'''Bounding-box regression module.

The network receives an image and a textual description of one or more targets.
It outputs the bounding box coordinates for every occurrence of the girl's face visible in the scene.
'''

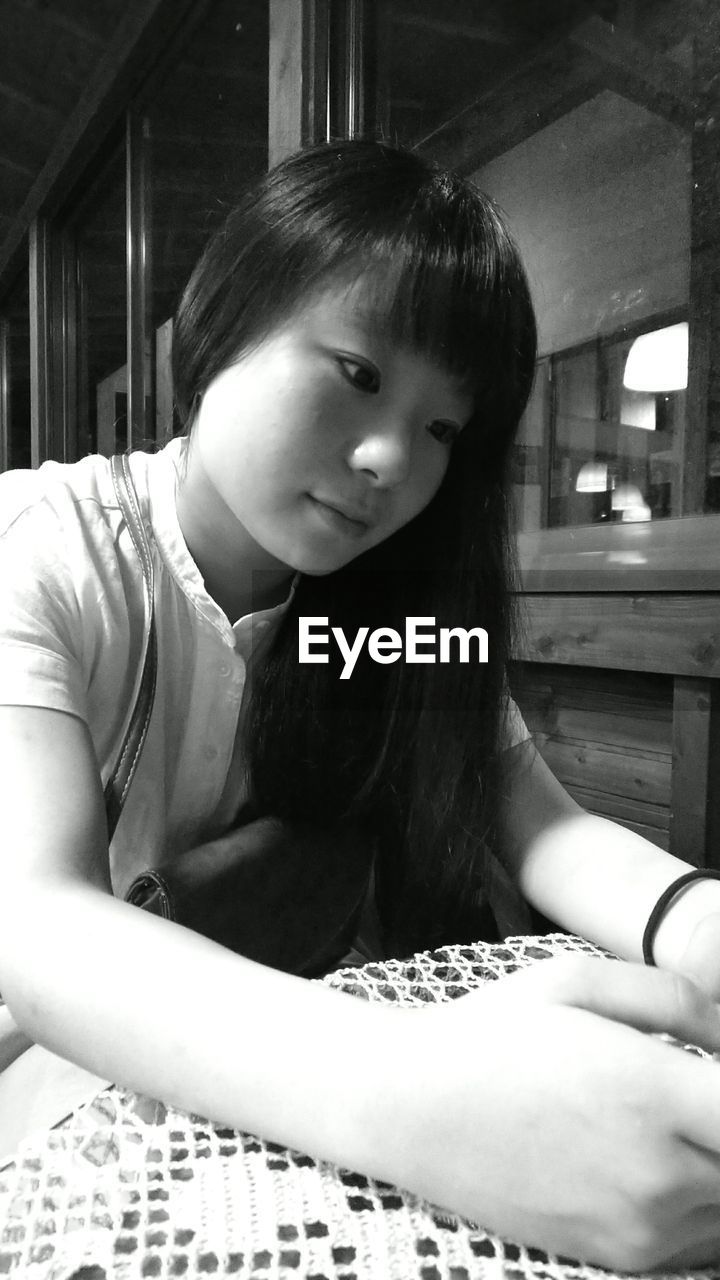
[185,278,475,577]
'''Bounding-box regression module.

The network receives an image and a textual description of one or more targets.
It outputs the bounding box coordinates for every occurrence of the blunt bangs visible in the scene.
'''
[273,153,536,406]
[173,140,537,431]
[328,238,511,399]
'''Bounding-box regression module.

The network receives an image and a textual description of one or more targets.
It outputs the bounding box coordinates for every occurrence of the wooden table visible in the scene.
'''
[0,933,714,1280]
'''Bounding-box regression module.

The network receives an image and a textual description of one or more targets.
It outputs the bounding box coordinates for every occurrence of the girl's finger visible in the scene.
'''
[673,912,720,999]
[664,1138,720,1212]
[496,954,720,1053]
[671,1060,720,1155]
[590,1144,720,1271]
[658,1200,720,1271]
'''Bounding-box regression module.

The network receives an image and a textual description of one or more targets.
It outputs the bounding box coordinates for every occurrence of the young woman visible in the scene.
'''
[1,139,720,1270]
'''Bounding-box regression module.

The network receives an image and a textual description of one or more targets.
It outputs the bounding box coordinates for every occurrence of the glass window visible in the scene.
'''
[1,264,31,470]
[374,0,711,530]
[29,2,268,464]
[62,141,128,458]
[142,0,269,443]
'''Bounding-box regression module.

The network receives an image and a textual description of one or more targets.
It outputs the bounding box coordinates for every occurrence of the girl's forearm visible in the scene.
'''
[517,810,720,968]
[0,881,394,1174]
[0,1003,33,1072]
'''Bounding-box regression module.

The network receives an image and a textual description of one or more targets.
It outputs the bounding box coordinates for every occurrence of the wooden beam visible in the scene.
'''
[515,594,720,677]
[5,0,105,48]
[418,36,604,173]
[28,217,79,465]
[0,0,203,298]
[269,0,305,166]
[60,225,79,464]
[7,0,123,44]
[28,219,51,468]
[0,9,100,120]
[569,16,692,128]
[669,677,720,866]
[0,155,35,180]
[418,14,691,175]
[388,11,513,46]
[0,81,65,122]
[342,0,371,140]
[269,0,330,168]
[126,110,149,450]
[679,263,711,516]
[681,0,720,516]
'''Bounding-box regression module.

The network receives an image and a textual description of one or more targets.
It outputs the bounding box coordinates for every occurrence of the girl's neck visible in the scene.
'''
[199,560,293,625]
[175,449,294,624]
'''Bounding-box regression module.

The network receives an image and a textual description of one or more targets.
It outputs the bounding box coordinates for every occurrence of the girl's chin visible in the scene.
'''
[251,520,374,574]
[285,554,358,576]
[280,543,366,575]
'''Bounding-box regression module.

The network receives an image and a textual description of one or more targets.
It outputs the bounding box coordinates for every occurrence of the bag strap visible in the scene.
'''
[104,454,158,841]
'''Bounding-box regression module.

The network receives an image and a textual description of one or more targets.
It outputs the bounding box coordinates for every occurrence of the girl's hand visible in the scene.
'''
[364,955,720,1272]
[674,911,720,999]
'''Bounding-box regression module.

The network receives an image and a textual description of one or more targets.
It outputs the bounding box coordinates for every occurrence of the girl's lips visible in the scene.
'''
[308,495,371,537]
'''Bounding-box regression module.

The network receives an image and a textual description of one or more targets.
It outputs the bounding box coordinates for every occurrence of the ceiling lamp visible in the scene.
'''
[623,322,688,392]
[575,460,610,493]
[621,501,652,523]
[611,483,644,511]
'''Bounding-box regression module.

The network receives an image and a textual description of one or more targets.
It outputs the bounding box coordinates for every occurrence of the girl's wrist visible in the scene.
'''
[333,1003,430,1189]
[650,876,720,971]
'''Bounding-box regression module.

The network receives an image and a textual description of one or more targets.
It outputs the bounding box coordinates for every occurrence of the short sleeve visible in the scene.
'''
[500,691,532,751]
[0,496,87,720]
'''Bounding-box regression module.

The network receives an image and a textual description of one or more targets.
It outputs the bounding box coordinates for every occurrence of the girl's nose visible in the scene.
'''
[347,426,412,488]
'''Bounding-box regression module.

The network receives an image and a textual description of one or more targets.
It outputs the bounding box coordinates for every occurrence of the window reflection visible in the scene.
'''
[143,0,269,444]
[62,142,128,458]
[1,266,31,470]
[374,0,713,530]
[548,321,686,526]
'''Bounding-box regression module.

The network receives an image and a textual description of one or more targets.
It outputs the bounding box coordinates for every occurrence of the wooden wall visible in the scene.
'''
[511,662,672,850]
[510,591,720,868]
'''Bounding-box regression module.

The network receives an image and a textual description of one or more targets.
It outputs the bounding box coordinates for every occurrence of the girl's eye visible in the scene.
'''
[428,419,461,445]
[337,357,380,394]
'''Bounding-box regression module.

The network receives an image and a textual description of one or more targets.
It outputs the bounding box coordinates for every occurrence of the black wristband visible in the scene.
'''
[642,869,720,965]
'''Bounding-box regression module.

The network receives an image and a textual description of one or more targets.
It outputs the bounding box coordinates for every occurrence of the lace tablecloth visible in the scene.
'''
[0,932,715,1280]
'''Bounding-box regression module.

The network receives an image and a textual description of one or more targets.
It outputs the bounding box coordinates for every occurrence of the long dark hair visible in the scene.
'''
[173,139,537,957]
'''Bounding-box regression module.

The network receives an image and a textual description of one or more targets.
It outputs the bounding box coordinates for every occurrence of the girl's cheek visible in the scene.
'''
[419,456,451,508]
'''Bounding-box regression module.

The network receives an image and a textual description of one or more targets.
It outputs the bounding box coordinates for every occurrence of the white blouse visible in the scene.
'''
[0,437,530,897]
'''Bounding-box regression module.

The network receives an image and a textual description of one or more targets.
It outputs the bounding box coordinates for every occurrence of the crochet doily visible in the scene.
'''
[0,933,715,1280]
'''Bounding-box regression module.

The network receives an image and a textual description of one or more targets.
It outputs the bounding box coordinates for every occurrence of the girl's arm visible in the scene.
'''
[499,737,720,975]
[0,1005,32,1072]
[0,704,391,1166]
[7,705,720,1268]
